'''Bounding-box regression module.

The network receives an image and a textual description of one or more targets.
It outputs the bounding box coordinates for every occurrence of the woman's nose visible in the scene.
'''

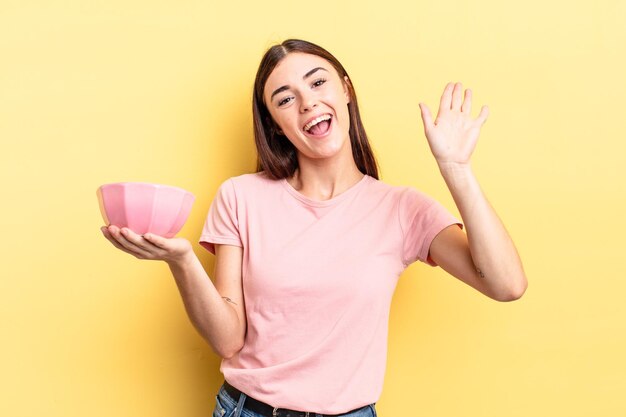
[299,93,318,113]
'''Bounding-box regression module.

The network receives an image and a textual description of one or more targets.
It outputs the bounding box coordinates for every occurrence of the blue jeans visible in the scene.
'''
[213,383,378,417]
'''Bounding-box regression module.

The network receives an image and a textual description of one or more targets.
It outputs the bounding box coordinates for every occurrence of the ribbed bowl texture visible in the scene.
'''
[97,182,195,238]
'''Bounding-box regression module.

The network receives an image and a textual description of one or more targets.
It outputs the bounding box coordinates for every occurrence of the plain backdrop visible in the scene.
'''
[1,1,625,416]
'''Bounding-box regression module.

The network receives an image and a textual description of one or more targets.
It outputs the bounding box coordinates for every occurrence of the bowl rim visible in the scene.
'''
[97,182,195,197]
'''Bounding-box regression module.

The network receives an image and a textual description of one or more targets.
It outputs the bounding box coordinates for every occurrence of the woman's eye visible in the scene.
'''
[312,78,327,88]
[278,97,292,106]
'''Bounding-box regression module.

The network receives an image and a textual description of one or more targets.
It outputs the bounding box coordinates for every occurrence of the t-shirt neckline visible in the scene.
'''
[281,174,371,207]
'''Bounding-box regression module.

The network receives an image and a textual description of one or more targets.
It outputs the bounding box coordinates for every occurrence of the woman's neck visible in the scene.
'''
[286,163,365,201]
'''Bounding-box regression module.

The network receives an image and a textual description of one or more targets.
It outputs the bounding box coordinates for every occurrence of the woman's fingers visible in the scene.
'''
[101,226,124,251]
[99,226,189,265]
[418,103,434,129]
[451,82,463,110]
[103,226,155,259]
[476,105,489,125]
[438,82,470,114]
[118,227,163,257]
[143,233,168,249]
[438,82,454,113]
[101,226,143,257]
[461,88,472,114]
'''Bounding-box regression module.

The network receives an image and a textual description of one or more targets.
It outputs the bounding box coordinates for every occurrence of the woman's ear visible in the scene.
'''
[343,76,352,104]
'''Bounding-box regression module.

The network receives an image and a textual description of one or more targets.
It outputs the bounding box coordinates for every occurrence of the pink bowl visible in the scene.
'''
[97,182,195,238]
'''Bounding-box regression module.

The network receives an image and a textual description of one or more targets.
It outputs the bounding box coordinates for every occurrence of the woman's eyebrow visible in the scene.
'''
[270,67,329,100]
[303,66,328,79]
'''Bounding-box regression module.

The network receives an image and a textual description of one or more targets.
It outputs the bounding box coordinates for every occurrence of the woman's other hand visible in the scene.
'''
[418,82,489,167]
[100,225,193,266]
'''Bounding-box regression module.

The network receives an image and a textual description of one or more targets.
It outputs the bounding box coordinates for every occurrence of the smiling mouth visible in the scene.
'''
[303,114,332,136]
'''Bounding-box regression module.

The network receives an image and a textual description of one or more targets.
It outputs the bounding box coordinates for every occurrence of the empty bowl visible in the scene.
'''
[97,182,195,238]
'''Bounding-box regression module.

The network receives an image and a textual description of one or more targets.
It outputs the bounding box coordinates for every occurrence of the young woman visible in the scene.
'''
[101,39,527,417]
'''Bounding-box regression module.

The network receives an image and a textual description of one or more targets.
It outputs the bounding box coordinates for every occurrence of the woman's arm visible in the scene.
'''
[418,82,527,301]
[101,226,246,357]
[429,164,527,301]
[167,244,246,357]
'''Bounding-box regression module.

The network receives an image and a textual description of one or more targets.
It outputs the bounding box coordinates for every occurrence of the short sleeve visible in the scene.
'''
[198,179,243,254]
[399,187,463,267]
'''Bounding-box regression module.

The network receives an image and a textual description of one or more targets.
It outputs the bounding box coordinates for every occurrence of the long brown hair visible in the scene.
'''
[252,39,379,180]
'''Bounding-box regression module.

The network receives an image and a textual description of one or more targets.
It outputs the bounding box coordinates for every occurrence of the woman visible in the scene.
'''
[101,39,527,417]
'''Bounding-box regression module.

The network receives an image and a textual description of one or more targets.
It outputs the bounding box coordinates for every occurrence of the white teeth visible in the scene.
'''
[304,114,332,132]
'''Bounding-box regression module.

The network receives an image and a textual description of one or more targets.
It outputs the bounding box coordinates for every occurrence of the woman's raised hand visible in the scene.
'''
[101,225,193,266]
[418,82,489,167]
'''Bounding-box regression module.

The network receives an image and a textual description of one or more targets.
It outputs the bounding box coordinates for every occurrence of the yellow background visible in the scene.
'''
[2,1,624,416]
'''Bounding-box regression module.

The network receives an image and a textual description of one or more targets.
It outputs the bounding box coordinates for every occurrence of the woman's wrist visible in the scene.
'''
[166,249,196,270]
[437,160,474,187]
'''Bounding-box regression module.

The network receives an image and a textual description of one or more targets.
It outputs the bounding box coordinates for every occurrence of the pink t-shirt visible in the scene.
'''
[199,172,462,414]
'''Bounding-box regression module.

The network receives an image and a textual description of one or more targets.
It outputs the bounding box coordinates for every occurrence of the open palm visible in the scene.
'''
[101,225,192,265]
[419,82,489,166]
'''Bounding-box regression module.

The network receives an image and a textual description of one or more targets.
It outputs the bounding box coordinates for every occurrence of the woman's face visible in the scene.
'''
[263,53,352,162]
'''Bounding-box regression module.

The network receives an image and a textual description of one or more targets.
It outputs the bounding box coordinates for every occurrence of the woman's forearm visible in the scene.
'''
[438,161,527,300]
[166,252,242,358]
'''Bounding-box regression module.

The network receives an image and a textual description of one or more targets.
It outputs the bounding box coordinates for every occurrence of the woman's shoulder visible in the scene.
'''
[366,177,439,208]
[220,171,283,196]
[366,176,415,196]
